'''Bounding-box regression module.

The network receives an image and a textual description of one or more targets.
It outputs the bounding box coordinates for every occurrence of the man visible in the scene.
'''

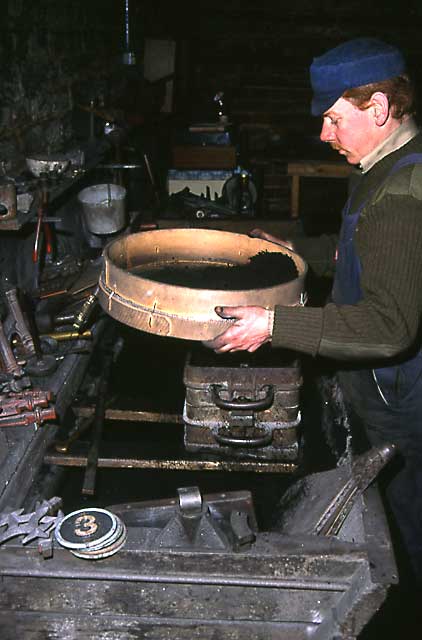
[206,38,422,585]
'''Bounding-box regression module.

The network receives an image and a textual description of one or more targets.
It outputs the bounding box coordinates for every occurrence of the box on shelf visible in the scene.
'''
[167,169,232,199]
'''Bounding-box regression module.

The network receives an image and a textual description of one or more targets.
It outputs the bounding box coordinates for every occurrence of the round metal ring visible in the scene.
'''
[55,507,119,550]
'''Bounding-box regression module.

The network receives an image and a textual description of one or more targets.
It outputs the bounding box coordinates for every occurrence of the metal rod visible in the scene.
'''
[54,416,94,453]
[89,99,95,140]
[81,348,114,496]
[98,164,142,170]
[44,451,297,474]
[74,406,183,424]
[40,330,92,342]
[124,0,131,51]
[0,560,349,592]
[143,153,161,206]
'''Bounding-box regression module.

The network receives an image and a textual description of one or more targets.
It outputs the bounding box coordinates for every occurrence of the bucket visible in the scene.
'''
[78,183,126,235]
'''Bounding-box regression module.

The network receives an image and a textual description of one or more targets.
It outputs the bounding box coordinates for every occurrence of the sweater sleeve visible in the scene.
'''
[272,304,324,356]
[272,194,422,361]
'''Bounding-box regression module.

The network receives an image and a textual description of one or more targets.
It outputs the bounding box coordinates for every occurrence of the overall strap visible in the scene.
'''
[334,151,422,406]
[333,151,422,306]
[341,151,422,220]
[387,152,422,173]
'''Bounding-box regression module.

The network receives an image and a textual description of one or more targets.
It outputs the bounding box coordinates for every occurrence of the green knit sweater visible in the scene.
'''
[272,132,422,361]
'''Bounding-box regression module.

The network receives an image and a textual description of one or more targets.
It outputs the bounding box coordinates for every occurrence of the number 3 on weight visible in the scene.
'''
[74,514,99,537]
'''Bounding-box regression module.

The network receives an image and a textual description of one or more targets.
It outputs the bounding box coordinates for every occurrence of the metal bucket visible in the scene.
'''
[78,183,126,235]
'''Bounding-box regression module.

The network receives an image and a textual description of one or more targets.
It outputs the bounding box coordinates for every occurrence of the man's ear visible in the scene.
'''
[370,92,390,126]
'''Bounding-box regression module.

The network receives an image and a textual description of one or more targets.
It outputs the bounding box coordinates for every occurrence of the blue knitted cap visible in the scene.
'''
[310,38,406,116]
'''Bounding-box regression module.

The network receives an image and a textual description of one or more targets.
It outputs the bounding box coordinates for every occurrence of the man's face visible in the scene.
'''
[320,97,379,165]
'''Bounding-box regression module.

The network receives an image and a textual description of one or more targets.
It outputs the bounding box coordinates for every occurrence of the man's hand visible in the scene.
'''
[204,305,274,353]
[249,228,295,252]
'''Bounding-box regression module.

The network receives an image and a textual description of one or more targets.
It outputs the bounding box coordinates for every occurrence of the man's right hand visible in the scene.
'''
[203,305,273,353]
[249,228,295,252]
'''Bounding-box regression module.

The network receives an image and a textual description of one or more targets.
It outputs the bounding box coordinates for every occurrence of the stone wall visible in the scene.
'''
[0,0,124,173]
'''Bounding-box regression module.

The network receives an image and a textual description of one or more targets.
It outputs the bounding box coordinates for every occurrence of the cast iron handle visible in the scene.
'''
[211,384,274,411]
[214,426,272,448]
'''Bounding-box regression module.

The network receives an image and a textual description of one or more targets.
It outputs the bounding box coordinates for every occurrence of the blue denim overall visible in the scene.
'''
[333,153,422,583]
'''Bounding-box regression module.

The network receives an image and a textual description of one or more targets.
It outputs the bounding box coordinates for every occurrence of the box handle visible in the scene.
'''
[214,426,272,448]
[211,384,274,411]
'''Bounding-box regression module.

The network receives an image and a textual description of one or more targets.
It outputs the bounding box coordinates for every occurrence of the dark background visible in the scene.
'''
[2,1,422,636]
[1,0,422,218]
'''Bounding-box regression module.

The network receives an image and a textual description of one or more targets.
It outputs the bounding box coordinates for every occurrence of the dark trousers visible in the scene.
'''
[338,367,422,585]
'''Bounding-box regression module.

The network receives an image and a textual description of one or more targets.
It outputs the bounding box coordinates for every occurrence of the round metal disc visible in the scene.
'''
[69,518,125,553]
[70,523,127,560]
[55,508,118,550]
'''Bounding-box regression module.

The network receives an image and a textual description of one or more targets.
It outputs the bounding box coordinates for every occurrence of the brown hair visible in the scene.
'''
[343,75,415,119]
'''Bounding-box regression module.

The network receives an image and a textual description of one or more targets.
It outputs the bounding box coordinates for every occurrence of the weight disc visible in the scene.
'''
[71,523,127,560]
[55,508,119,550]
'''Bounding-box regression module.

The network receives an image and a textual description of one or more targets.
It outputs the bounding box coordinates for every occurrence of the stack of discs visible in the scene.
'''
[55,507,127,560]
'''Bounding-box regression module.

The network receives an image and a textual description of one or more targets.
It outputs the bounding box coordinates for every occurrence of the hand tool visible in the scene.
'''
[0,317,24,377]
[0,497,63,546]
[3,287,36,358]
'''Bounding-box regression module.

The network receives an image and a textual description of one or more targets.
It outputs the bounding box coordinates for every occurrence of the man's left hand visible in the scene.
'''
[203,305,273,353]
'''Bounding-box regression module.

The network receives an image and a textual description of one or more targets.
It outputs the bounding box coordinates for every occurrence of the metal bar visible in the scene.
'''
[0,558,349,591]
[44,451,297,473]
[40,330,92,342]
[143,153,161,206]
[54,415,95,453]
[74,406,183,424]
[124,0,131,51]
[81,348,114,496]
[97,164,142,170]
